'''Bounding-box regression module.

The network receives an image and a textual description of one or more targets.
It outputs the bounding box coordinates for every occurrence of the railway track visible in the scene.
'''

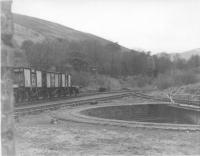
[15,89,134,107]
[132,92,200,107]
[15,90,200,117]
[15,90,134,116]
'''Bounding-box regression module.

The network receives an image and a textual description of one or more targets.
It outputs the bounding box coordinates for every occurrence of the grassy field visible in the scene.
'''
[15,97,200,156]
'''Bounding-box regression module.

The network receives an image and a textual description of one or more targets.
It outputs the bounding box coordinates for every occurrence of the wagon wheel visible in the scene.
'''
[69,88,72,96]
[58,89,61,98]
[24,91,30,102]
[14,91,19,103]
[36,88,40,100]
[30,89,34,101]
[47,91,51,99]
[19,89,24,103]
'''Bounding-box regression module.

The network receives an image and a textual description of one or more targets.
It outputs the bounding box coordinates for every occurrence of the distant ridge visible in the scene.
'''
[179,48,200,59]
[168,48,200,60]
[156,48,200,60]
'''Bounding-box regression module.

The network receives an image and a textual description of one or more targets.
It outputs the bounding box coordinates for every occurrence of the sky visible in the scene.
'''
[12,0,200,54]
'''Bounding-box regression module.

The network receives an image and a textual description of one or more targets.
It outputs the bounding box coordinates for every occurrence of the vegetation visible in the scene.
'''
[14,13,200,90]
[21,40,153,75]
[21,39,200,90]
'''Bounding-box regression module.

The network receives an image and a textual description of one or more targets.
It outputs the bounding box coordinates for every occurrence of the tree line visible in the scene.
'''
[21,39,200,79]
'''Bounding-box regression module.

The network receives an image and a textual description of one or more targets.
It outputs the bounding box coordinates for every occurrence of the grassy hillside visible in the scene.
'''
[13,13,138,78]
[12,13,200,90]
[13,13,128,51]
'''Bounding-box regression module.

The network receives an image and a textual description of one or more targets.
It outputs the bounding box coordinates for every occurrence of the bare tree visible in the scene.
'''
[165,87,183,104]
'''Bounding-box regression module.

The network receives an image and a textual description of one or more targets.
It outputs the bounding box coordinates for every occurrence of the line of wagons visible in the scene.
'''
[13,67,79,104]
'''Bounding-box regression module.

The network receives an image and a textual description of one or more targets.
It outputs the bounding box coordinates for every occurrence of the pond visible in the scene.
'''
[81,104,200,125]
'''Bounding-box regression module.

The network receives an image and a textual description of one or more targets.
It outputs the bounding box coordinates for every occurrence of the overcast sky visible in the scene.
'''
[13,0,200,54]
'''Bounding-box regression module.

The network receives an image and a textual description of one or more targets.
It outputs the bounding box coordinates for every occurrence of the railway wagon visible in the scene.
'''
[13,67,79,104]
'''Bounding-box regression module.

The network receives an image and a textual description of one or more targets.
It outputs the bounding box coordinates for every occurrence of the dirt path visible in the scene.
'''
[15,97,200,156]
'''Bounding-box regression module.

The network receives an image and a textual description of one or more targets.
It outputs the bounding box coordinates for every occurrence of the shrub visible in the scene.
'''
[71,71,91,87]
[174,70,197,85]
[155,74,174,90]
[125,75,152,88]
[155,70,198,90]
[71,72,122,91]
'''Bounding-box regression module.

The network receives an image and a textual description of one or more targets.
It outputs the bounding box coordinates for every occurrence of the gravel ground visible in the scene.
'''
[15,97,200,156]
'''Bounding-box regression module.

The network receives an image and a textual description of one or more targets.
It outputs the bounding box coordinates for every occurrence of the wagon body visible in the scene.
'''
[13,67,78,104]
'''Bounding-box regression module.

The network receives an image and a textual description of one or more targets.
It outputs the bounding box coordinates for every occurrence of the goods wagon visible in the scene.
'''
[13,67,79,104]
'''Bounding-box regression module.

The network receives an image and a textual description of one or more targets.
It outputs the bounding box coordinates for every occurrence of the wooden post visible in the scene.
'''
[1,0,15,155]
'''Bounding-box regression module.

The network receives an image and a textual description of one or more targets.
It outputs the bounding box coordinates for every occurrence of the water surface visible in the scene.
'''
[82,104,200,125]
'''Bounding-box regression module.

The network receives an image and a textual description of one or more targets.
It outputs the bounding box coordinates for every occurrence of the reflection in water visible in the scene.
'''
[82,104,200,125]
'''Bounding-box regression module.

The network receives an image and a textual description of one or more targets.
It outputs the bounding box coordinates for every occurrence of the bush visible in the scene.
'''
[71,72,122,91]
[97,76,121,90]
[174,70,197,85]
[71,71,91,87]
[125,75,152,88]
[155,74,174,90]
[181,83,200,95]
[155,70,198,90]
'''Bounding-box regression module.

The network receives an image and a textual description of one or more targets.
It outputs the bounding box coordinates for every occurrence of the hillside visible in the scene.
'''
[12,13,200,86]
[179,48,200,59]
[169,48,200,60]
[13,13,128,51]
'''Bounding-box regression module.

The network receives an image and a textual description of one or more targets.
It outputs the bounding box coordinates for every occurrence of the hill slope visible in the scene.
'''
[13,13,127,50]
[179,48,200,59]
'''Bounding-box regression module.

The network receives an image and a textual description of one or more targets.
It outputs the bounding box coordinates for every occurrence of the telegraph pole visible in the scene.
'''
[1,0,16,155]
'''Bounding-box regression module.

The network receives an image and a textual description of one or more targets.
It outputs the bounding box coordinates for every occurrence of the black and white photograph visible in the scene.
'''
[1,0,200,155]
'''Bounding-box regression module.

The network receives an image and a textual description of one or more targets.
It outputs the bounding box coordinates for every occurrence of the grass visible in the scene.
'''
[15,97,200,155]
[13,14,116,46]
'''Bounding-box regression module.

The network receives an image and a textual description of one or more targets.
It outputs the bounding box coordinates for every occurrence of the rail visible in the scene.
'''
[15,89,135,106]
[132,92,200,106]
[15,90,200,117]
[15,91,134,116]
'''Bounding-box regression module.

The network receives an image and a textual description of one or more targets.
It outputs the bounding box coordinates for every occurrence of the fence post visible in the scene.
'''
[1,0,16,155]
